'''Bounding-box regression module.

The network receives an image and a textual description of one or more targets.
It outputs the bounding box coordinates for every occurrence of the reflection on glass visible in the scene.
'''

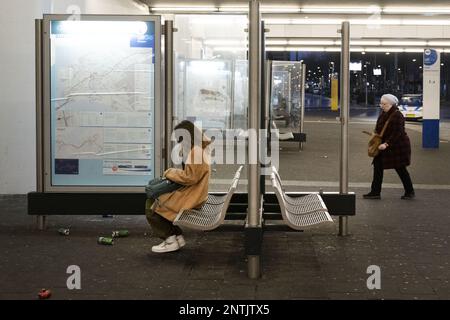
[233,60,248,130]
[185,60,232,129]
[271,61,303,130]
[174,15,248,130]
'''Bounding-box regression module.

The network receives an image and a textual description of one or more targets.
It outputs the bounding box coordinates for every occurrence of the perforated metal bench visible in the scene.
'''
[270,120,306,151]
[270,166,333,230]
[173,166,243,231]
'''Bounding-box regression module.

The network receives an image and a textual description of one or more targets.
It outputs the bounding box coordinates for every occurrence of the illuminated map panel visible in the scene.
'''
[49,19,157,186]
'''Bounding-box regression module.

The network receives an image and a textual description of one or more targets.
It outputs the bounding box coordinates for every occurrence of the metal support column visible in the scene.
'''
[265,60,272,139]
[35,19,46,230]
[300,63,306,150]
[260,21,266,196]
[247,0,262,279]
[164,21,175,170]
[230,60,236,129]
[339,22,350,236]
[264,59,272,174]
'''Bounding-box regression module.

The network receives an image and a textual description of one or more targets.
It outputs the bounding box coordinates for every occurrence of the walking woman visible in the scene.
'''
[145,120,211,253]
[363,94,415,200]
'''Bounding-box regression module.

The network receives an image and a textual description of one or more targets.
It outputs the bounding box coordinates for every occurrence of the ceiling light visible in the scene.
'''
[266,40,288,45]
[428,41,450,46]
[264,18,342,25]
[404,48,427,53]
[265,46,360,52]
[351,40,381,46]
[218,6,248,12]
[350,47,365,52]
[325,47,341,52]
[288,40,335,45]
[218,5,450,15]
[301,6,381,14]
[151,6,217,12]
[382,40,427,46]
[265,18,450,26]
[363,47,403,52]
[261,6,300,13]
[289,47,328,52]
[383,7,450,14]
[401,20,450,26]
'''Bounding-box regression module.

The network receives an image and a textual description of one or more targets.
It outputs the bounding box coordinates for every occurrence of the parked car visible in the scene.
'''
[399,94,423,120]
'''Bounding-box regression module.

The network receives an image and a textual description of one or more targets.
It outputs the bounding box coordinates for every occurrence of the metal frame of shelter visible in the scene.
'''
[28,2,355,280]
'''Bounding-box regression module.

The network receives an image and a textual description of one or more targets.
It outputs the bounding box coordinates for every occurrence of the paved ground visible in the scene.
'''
[1,112,450,300]
[1,187,449,300]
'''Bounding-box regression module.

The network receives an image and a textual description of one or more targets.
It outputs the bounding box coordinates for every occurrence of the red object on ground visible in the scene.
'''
[38,289,52,299]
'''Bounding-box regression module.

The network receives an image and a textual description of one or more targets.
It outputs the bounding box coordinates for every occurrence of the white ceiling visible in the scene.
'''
[142,0,450,6]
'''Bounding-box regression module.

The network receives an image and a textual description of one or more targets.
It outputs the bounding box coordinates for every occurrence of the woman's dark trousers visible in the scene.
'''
[145,199,182,240]
[371,156,414,195]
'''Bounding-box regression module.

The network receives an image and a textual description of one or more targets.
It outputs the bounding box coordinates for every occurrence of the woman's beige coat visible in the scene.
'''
[153,142,211,222]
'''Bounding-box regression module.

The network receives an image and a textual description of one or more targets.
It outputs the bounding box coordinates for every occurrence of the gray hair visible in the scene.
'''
[381,94,399,106]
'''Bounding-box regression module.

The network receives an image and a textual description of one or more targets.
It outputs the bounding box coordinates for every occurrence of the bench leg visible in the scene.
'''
[247,255,261,279]
[37,215,47,230]
[338,216,349,236]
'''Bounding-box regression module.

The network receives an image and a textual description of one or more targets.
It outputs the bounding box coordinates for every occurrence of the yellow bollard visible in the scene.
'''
[331,76,339,111]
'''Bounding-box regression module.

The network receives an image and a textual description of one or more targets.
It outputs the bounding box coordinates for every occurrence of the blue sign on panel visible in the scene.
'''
[424,49,438,66]
[130,34,155,63]
[130,34,154,48]
[55,159,79,175]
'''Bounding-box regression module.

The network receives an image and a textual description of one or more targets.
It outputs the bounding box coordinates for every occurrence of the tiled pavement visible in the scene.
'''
[1,187,449,300]
[1,120,450,300]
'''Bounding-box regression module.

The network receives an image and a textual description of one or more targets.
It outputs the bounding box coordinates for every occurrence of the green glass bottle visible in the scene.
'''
[112,230,129,238]
[97,237,114,245]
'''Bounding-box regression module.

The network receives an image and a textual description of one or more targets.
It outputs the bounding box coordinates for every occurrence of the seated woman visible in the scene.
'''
[145,120,211,253]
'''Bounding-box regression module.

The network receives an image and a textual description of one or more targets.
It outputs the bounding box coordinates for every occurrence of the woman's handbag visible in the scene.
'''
[145,177,183,200]
[362,111,397,157]
[363,131,383,157]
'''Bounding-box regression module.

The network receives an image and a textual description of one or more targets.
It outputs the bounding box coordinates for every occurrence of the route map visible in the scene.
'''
[50,20,156,182]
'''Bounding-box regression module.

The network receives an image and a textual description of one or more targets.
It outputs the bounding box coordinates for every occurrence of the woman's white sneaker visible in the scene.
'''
[176,235,186,248]
[151,235,180,253]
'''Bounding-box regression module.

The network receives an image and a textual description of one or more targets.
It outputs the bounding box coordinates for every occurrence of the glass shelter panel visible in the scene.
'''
[233,60,249,130]
[45,17,160,188]
[174,15,248,130]
[271,61,303,131]
[183,59,232,129]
